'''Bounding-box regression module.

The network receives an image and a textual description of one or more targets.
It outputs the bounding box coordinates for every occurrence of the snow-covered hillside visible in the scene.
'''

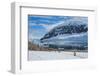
[41,18,87,40]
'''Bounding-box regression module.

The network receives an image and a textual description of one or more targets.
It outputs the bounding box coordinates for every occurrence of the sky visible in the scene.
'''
[28,15,88,40]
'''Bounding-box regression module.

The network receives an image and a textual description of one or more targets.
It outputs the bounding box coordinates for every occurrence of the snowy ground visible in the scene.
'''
[28,50,88,61]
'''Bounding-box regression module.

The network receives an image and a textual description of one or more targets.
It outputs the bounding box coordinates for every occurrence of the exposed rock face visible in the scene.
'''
[41,25,87,40]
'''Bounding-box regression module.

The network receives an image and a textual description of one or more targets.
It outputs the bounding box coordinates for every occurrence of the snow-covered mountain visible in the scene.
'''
[40,19,88,50]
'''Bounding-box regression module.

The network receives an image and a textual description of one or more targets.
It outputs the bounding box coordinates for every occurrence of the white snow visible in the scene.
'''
[28,50,88,61]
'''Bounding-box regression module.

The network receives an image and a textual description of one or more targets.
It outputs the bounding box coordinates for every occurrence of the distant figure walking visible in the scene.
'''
[74,51,76,56]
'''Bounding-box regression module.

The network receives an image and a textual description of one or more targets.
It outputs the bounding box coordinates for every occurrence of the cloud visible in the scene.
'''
[41,16,88,32]
[29,29,43,40]
[41,20,65,32]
